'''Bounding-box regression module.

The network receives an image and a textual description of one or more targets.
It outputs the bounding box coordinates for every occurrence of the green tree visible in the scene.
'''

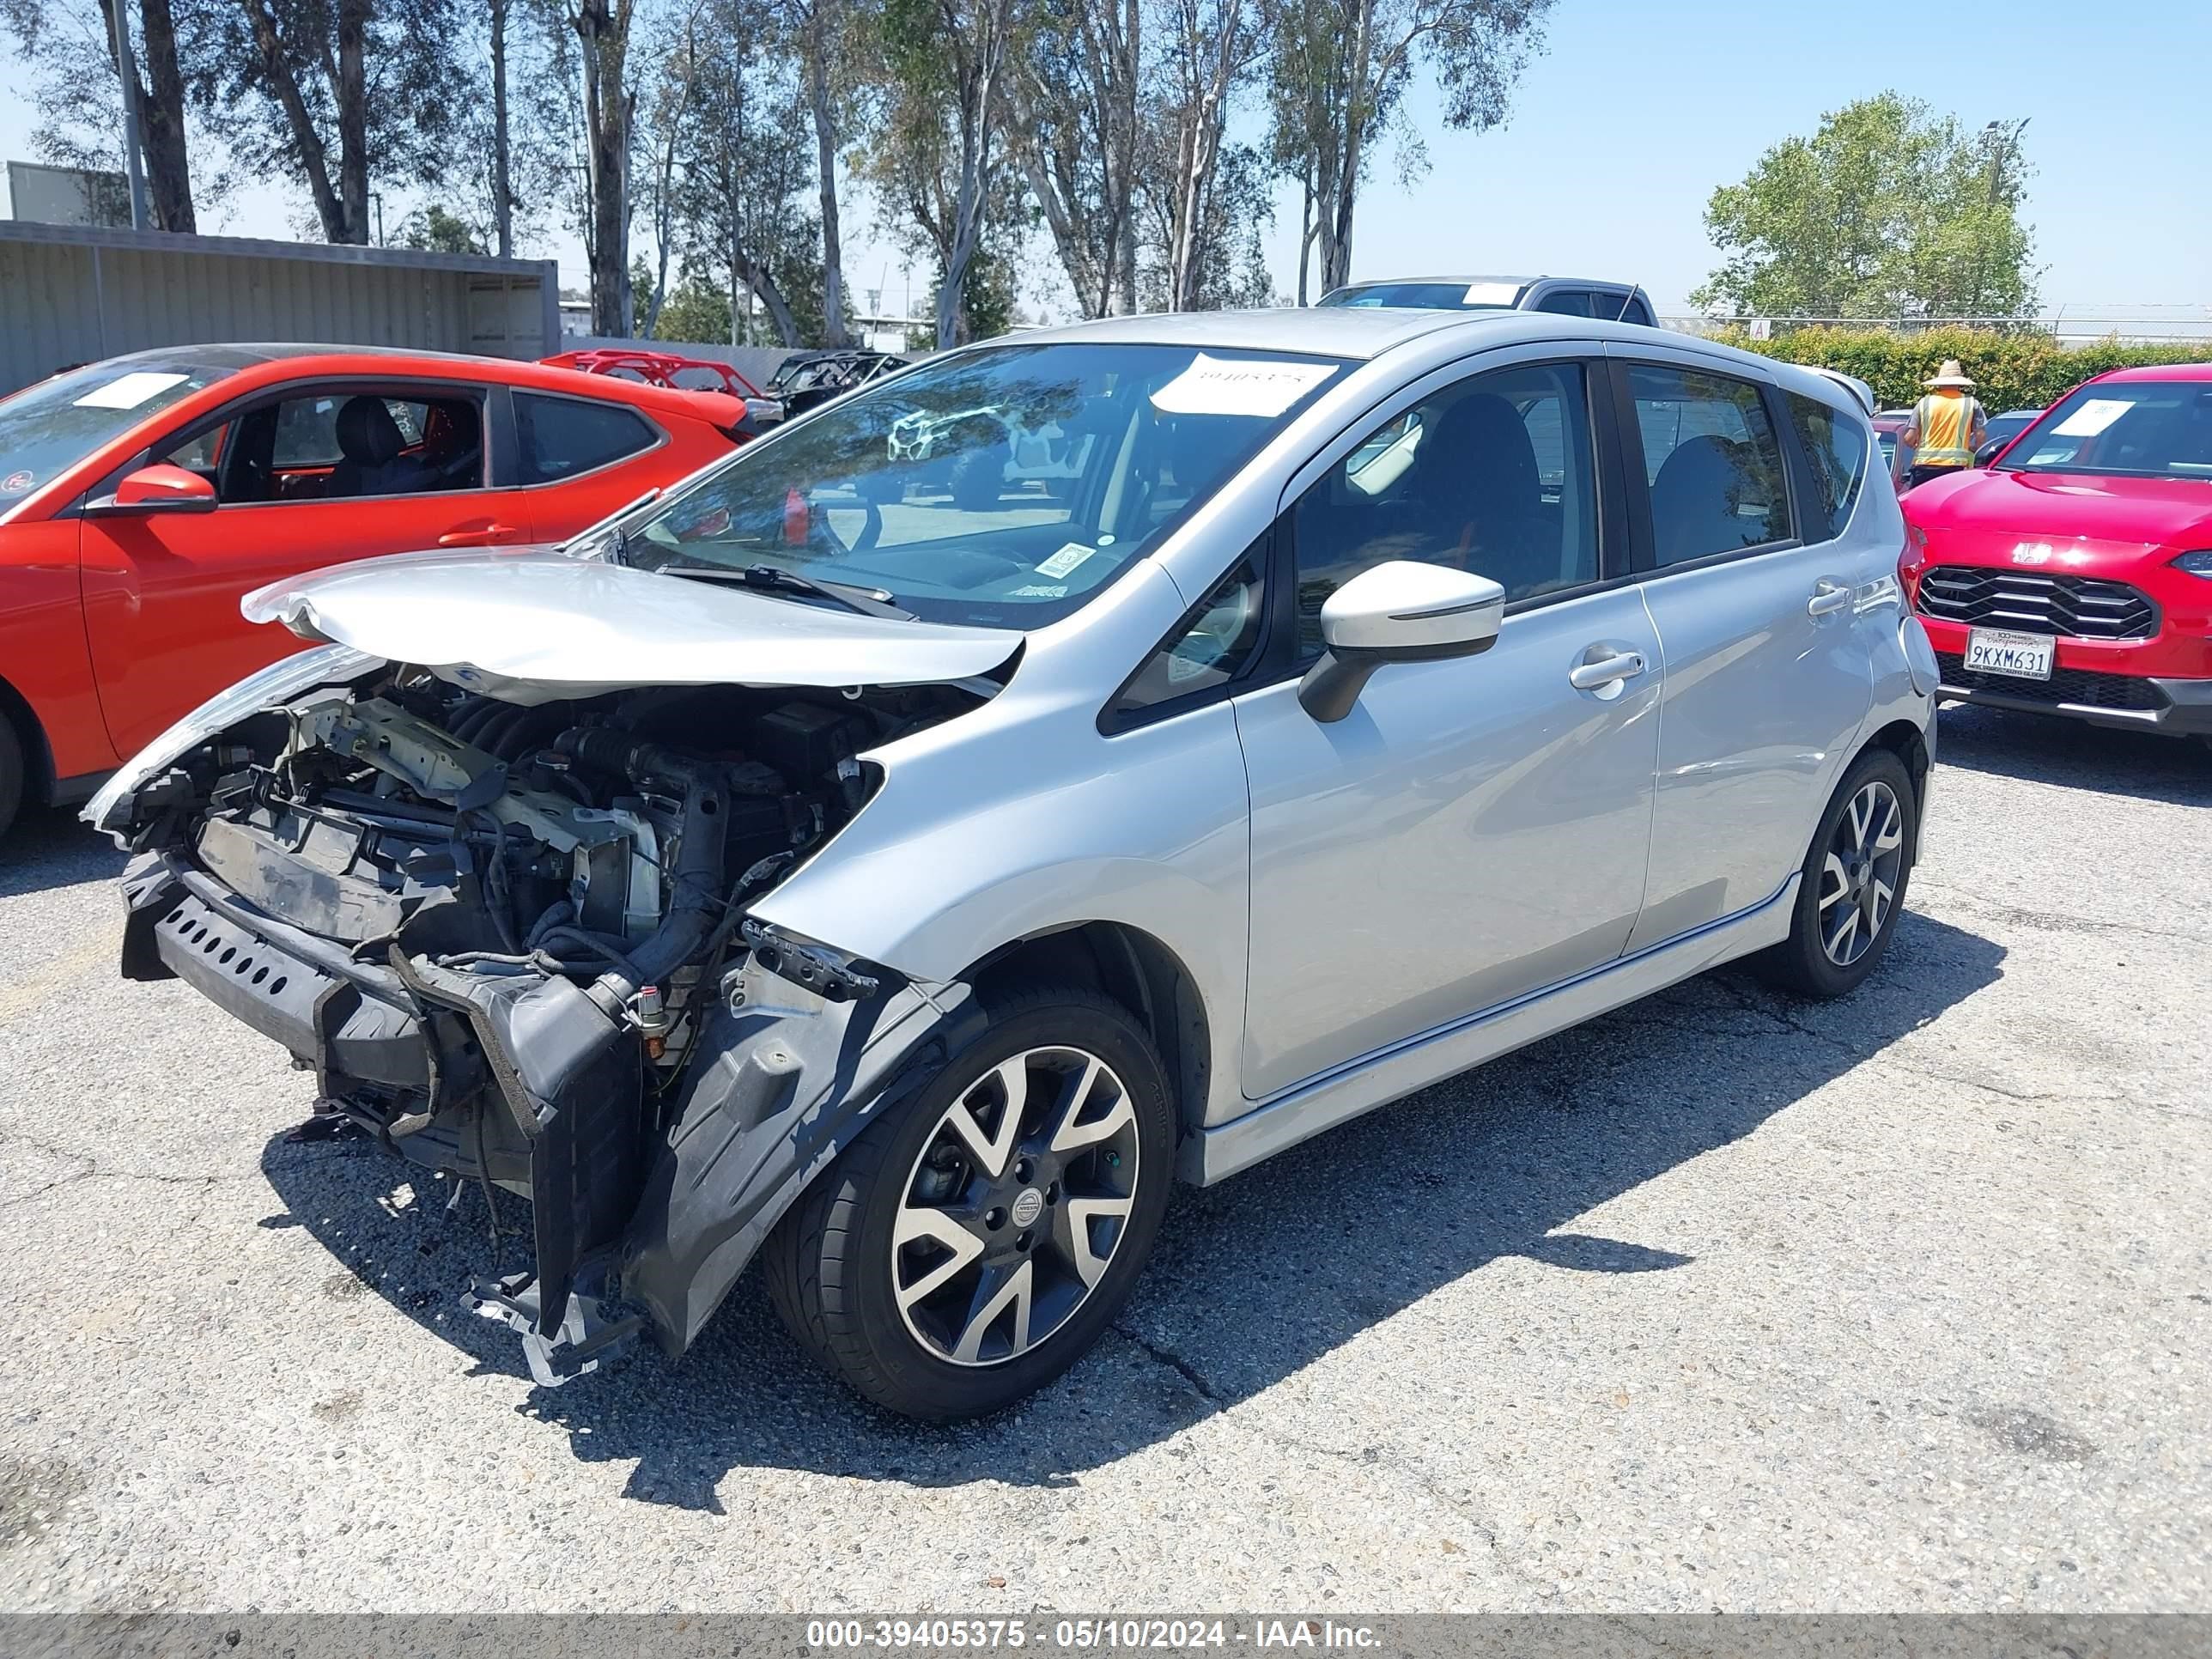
[194,0,472,246]
[1694,93,2039,321]
[1262,0,1552,295]
[0,0,202,232]
[634,258,739,343]
[864,0,1024,346]
[397,202,487,253]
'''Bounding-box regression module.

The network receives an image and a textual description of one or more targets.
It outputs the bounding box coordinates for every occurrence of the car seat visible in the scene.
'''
[1410,392,1554,594]
[329,397,429,498]
[1650,434,1759,562]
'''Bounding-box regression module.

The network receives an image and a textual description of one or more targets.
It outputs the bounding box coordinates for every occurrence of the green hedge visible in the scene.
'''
[1704,325,2212,413]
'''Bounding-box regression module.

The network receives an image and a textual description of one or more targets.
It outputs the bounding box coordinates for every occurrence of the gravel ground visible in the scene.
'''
[0,705,2206,1613]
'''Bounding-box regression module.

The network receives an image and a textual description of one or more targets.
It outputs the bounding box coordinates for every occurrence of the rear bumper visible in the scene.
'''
[1932,653,2212,735]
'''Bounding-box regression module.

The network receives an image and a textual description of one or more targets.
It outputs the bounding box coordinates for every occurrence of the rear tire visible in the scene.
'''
[765,987,1175,1420]
[1757,747,1917,999]
[0,714,25,840]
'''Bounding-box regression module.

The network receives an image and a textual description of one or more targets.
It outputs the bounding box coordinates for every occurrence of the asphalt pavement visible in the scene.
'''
[1,705,2206,1613]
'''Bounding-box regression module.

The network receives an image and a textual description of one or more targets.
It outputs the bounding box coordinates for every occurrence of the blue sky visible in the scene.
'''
[1300,0,2209,316]
[2,0,2203,321]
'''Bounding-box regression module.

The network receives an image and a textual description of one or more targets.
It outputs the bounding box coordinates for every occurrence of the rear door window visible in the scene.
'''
[1784,392,1869,544]
[1626,365,1794,565]
[1532,289,1592,317]
[514,392,658,484]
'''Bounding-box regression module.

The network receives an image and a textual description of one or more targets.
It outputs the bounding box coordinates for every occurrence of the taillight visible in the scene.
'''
[1899,521,1929,600]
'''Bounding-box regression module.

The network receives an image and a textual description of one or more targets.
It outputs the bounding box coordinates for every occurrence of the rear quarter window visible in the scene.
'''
[514,392,658,484]
[1786,392,1870,543]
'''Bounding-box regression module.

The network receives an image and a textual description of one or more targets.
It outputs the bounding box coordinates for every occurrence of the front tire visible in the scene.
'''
[765,988,1176,1419]
[1758,747,1917,998]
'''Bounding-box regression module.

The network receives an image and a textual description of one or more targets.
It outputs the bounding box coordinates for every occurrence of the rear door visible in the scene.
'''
[80,377,529,757]
[504,387,674,542]
[1606,345,1874,949]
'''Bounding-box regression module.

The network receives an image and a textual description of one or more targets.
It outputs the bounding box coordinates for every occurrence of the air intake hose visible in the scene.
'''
[585,769,727,1019]
[554,726,705,791]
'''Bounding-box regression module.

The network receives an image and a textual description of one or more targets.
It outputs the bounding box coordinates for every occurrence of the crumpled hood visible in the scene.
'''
[242,545,1019,702]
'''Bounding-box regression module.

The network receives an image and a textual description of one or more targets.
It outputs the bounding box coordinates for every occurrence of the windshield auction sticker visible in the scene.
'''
[1151,354,1335,418]
[2051,398,2133,437]
[71,369,191,410]
[1035,542,1096,580]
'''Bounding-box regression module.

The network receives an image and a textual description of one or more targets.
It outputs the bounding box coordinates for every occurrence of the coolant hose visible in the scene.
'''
[586,771,727,1017]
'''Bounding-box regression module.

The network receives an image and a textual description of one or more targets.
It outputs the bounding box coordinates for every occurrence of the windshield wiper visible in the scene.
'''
[662,561,913,620]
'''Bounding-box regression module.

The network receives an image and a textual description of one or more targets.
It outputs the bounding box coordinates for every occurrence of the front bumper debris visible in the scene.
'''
[122,848,976,1382]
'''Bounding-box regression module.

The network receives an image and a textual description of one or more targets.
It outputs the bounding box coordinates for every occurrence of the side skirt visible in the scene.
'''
[1183,876,1799,1185]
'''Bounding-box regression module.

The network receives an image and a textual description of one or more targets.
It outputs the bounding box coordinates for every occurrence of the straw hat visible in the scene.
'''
[1922,359,1975,389]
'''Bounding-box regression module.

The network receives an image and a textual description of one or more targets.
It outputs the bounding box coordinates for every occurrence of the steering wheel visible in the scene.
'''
[428,446,483,488]
[805,494,888,558]
[847,497,885,552]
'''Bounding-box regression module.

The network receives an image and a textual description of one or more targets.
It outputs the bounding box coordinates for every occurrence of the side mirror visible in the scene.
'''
[1297,560,1506,723]
[1972,437,2005,467]
[88,464,218,516]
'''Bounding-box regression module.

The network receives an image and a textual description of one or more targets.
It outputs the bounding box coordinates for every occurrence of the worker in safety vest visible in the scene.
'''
[1899,360,1987,491]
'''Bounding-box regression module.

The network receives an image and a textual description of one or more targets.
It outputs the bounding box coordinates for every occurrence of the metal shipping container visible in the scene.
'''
[0,222,560,397]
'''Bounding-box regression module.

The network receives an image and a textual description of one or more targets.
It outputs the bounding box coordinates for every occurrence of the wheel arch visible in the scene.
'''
[966,921,1215,1156]
[0,669,55,807]
[1858,717,1931,862]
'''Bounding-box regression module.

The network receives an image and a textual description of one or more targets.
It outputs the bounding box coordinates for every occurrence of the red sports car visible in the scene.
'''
[0,345,748,836]
[1899,363,2212,742]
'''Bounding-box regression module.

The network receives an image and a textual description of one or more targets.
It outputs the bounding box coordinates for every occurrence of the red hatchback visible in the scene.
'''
[1900,363,2212,742]
[0,345,748,835]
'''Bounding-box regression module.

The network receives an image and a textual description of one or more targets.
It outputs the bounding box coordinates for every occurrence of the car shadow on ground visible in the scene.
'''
[0,807,126,897]
[258,907,2003,1504]
[1934,703,2211,807]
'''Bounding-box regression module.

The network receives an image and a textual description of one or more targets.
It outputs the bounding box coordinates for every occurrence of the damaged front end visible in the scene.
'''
[94,650,985,1383]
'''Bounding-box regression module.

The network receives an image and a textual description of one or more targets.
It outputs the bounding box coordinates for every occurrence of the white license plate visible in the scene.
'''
[1964,627,2055,680]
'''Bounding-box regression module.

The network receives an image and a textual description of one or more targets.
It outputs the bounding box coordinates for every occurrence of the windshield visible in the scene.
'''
[2002,381,2212,479]
[1317,282,1519,312]
[627,341,1347,625]
[0,359,235,503]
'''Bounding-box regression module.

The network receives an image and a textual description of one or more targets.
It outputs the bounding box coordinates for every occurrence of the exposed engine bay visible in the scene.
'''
[174,671,943,985]
[109,661,988,1381]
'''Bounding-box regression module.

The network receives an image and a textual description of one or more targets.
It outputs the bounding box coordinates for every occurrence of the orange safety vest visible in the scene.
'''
[1912,392,1984,467]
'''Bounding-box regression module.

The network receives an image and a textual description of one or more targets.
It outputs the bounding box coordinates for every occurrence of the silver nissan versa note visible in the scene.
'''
[89,308,1936,1419]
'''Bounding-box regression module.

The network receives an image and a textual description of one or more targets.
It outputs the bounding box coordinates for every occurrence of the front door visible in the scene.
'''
[1608,353,1874,951]
[1235,354,1662,1100]
[80,380,529,757]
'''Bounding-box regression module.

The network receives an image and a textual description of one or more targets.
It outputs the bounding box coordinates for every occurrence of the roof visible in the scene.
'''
[70,342,741,425]
[2088,362,2212,384]
[1328,273,1650,294]
[982,306,1486,361]
[968,309,1820,398]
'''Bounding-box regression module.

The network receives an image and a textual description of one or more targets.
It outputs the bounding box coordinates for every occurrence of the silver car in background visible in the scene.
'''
[1318,273,1660,325]
[90,308,1936,1419]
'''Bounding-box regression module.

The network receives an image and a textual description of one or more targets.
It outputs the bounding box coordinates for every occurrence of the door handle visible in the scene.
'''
[437,522,521,548]
[1568,649,1649,691]
[1807,579,1853,617]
